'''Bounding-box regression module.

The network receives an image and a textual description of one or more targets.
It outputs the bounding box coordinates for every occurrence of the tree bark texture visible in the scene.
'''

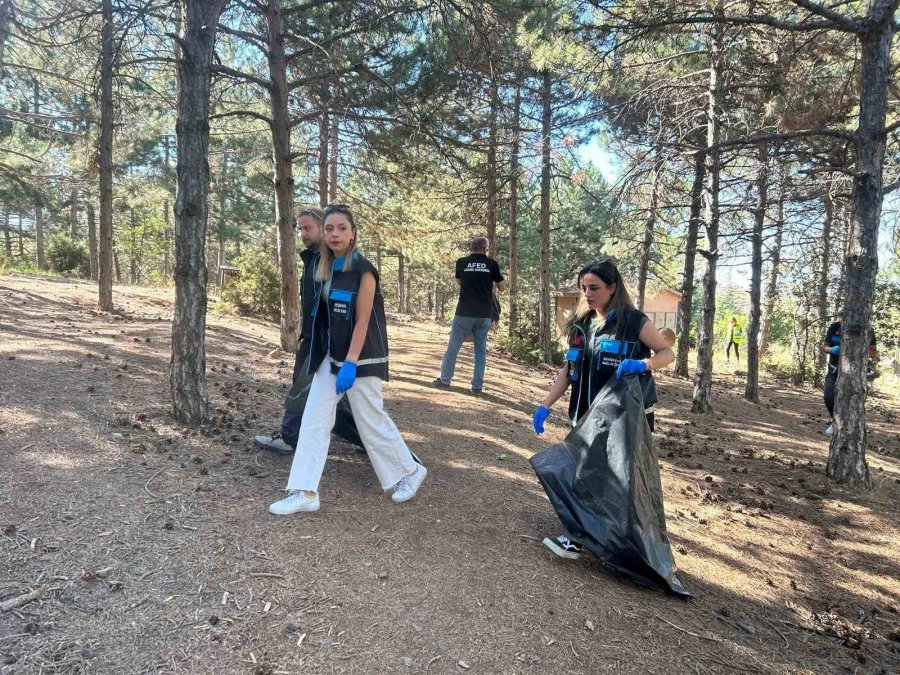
[692,27,723,414]
[87,199,98,281]
[170,0,223,426]
[70,189,78,238]
[759,175,783,360]
[636,151,662,311]
[318,111,329,207]
[398,250,406,313]
[97,0,115,311]
[486,78,499,258]
[265,0,300,351]
[34,200,45,270]
[129,206,138,284]
[815,190,834,383]
[508,85,521,339]
[828,2,898,485]
[539,69,552,363]
[744,142,767,402]
[675,147,705,377]
[2,206,10,258]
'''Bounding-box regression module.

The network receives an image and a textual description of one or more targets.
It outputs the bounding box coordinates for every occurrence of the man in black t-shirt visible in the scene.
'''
[433,237,505,395]
[821,314,878,437]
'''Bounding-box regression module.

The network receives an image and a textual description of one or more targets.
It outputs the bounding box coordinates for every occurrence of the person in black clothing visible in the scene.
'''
[531,258,675,560]
[433,237,506,395]
[268,204,425,514]
[254,207,350,454]
[821,314,878,437]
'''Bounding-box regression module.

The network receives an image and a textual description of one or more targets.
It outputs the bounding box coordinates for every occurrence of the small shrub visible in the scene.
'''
[46,234,90,278]
[220,246,280,320]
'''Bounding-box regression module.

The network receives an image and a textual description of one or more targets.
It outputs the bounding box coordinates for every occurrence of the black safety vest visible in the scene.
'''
[566,306,656,426]
[308,252,390,381]
[299,247,317,342]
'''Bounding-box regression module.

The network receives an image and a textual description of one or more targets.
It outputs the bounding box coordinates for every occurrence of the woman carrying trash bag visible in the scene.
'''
[532,258,675,563]
[268,204,426,515]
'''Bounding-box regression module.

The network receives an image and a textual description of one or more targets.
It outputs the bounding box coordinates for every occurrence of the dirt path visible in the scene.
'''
[1,274,899,674]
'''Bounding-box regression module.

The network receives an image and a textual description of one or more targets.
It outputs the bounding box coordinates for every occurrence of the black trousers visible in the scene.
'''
[824,371,838,418]
[726,340,740,360]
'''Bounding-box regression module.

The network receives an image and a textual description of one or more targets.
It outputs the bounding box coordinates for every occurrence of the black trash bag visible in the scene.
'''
[283,369,363,449]
[530,375,691,598]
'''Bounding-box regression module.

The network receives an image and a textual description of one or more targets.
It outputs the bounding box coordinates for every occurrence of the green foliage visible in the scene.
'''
[761,344,816,385]
[872,274,900,354]
[219,246,280,320]
[46,234,90,278]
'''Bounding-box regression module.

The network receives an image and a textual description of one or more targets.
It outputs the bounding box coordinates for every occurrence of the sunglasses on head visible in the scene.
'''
[324,203,352,216]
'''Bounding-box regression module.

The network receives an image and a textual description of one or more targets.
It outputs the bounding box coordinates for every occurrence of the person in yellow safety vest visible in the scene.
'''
[725,317,744,363]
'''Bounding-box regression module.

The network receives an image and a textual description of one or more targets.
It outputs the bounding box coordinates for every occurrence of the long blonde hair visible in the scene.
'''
[316,204,358,282]
[569,258,634,333]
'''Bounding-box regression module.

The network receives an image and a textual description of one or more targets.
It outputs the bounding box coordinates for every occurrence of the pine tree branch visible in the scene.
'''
[212,64,271,90]
[209,110,273,126]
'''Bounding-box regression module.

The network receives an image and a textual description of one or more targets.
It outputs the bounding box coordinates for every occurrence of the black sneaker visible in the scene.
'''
[542,535,583,560]
[432,378,450,389]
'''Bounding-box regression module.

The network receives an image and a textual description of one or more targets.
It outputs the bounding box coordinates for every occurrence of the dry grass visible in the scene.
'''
[0,273,898,674]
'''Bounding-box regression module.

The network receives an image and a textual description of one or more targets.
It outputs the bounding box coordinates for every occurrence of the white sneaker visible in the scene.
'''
[824,424,834,437]
[254,433,294,456]
[392,465,427,503]
[269,491,319,515]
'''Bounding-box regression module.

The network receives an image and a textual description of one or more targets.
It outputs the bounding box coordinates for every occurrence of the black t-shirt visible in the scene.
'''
[454,253,503,318]
[824,321,877,373]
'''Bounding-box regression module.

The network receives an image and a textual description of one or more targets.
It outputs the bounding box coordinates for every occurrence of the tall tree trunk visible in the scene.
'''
[636,151,663,310]
[163,200,171,278]
[2,206,10,258]
[97,0,115,310]
[0,0,11,86]
[1,208,10,260]
[129,206,138,284]
[69,189,78,238]
[815,189,834,383]
[87,199,98,280]
[508,85,521,338]
[398,250,406,313]
[16,213,23,257]
[217,152,227,276]
[828,3,897,485]
[113,245,122,283]
[692,26,724,414]
[745,142,768,402]
[34,200,46,270]
[538,68,552,363]
[675,146,705,377]
[163,134,172,279]
[318,110,329,207]
[759,173,784,360]
[265,0,300,352]
[485,77,499,257]
[170,0,222,426]
[833,201,852,315]
[328,114,339,202]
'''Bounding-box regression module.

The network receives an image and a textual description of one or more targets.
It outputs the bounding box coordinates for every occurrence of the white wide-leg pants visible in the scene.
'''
[286,359,418,493]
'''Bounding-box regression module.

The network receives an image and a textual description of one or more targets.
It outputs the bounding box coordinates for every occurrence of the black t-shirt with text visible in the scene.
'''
[824,321,876,372]
[454,253,504,318]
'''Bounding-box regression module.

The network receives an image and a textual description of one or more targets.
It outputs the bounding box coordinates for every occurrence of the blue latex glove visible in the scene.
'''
[335,361,357,394]
[532,405,550,435]
[829,345,840,356]
[616,359,648,379]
